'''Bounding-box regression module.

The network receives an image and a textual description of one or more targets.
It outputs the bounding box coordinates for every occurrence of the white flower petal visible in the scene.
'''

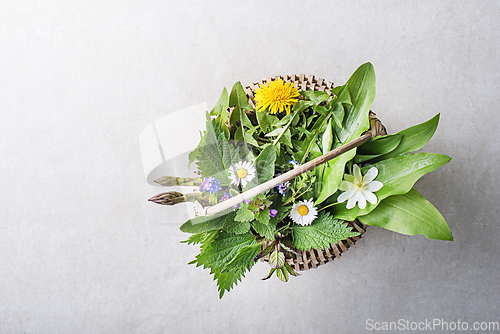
[357,193,367,209]
[339,180,353,191]
[364,191,378,205]
[240,178,247,187]
[346,193,359,209]
[338,190,354,203]
[363,167,378,183]
[366,180,383,192]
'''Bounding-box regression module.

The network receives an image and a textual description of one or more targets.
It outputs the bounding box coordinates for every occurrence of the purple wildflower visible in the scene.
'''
[277,181,290,196]
[221,192,230,201]
[198,177,221,195]
[270,209,278,218]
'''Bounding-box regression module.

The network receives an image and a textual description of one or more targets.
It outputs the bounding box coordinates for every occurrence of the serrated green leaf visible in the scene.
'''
[214,269,246,298]
[234,207,254,223]
[224,219,251,234]
[252,220,275,240]
[292,212,359,251]
[331,153,451,221]
[224,243,262,272]
[194,231,256,272]
[359,188,453,241]
[269,250,285,268]
[254,208,270,225]
[181,230,219,249]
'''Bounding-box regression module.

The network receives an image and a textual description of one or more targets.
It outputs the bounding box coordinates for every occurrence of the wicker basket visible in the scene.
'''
[242,74,387,271]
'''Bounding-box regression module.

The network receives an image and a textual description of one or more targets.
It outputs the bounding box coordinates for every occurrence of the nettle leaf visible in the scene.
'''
[255,145,277,184]
[291,212,359,251]
[370,114,440,163]
[214,269,246,299]
[225,243,262,272]
[181,230,219,248]
[193,231,257,298]
[331,153,451,221]
[359,188,453,241]
[194,231,256,272]
[195,114,230,185]
[221,140,240,171]
[316,63,376,204]
[224,219,251,235]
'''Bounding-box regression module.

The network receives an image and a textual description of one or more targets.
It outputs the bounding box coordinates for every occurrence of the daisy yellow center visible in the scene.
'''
[237,168,248,178]
[254,79,300,115]
[297,205,309,216]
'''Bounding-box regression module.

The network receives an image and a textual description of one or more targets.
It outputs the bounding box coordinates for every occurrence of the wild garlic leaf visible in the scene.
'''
[359,188,453,241]
[291,212,359,251]
[331,152,451,221]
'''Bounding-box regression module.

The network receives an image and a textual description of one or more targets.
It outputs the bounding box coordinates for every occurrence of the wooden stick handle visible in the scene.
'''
[205,132,373,216]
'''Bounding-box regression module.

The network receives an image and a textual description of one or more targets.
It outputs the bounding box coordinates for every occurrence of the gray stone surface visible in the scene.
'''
[1,1,499,333]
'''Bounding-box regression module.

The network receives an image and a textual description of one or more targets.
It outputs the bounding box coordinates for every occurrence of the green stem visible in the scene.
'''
[318,202,340,212]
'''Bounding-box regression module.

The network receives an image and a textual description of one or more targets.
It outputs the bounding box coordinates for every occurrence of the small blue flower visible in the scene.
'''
[198,177,221,195]
[289,159,300,168]
[221,192,230,202]
[277,181,290,196]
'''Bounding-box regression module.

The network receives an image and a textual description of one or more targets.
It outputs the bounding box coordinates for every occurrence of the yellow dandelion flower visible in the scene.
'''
[254,78,300,115]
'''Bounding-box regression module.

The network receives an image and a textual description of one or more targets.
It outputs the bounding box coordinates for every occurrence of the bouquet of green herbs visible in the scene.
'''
[150,63,452,298]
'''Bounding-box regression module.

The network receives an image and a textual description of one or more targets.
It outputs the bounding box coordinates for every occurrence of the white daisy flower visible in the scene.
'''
[289,198,318,226]
[338,165,383,210]
[228,161,256,187]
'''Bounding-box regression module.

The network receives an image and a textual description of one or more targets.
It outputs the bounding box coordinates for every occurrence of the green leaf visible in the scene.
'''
[221,140,240,171]
[214,269,246,298]
[224,243,262,272]
[194,231,256,271]
[181,230,219,248]
[252,220,276,240]
[315,63,376,204]
[269,250,285,268]
[370,114,440,163]
[276,267,289,282]
[229,81,252,111]
[254,208,270,225]
[256,109,270,133]
[359,188,453,241]
[193,231,257,298]
[354,134,403,163]
[234,207,254,223]
[331,153,452,221]
[255,145,277,184]
[180,211,235,233]
[300,90,330,104]
[291,212,359,251]
[321,118,333,154]
[210,87,229,116]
